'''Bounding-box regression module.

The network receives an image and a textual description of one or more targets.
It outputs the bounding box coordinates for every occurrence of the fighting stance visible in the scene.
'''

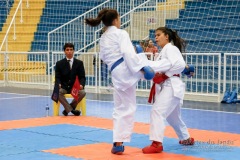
[85,8,178,155]
[142,27,194,154]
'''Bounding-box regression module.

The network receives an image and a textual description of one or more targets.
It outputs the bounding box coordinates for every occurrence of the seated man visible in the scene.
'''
[55,43,86,116]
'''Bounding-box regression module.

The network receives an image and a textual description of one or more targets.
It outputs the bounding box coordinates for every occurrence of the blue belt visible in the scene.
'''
[110,57,124,72]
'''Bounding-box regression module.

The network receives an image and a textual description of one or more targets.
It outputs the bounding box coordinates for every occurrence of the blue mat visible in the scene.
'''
[1,124,239,160]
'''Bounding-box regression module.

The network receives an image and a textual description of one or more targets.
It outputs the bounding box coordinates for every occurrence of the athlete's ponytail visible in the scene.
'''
[85,8,118,27]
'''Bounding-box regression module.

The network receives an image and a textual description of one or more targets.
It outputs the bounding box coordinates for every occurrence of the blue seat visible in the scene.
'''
[166,17,240,30]
[149,28,240,41]
[0,0,14,31]
[186,40,240,53]
[177,28,240,41]
[184,0,240,9]
[179,6,240,18]
[30,0,105,52]
[148,0,240,53]
[30,0,139,53]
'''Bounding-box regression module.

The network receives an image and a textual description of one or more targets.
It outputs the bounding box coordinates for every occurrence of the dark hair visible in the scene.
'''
[85,8,119,27]
[63,43,74,51]
[156,27,186,53]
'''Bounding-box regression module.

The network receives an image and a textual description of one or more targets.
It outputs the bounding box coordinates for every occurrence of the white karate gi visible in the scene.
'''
[150,43,190,142]
[99,26,171,142]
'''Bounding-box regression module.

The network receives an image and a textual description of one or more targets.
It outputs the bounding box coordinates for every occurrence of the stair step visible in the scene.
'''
[0,54,28,61]
[1,44,31,51]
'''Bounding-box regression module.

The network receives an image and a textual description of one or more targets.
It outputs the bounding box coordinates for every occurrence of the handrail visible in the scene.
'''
[48,0,111,84]
[121,0,151,18]
[47,0,110,35]
[0,0,23,51]
[76,20,130,52]
[77,0,152,53]
[49,0,154,54]
[79,19,131,53]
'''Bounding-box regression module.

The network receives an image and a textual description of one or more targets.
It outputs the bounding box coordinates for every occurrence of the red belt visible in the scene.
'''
[148,73,180,103]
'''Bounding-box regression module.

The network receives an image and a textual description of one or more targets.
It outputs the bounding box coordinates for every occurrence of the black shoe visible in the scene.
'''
[62,110,68,116]
[71,110,81,116]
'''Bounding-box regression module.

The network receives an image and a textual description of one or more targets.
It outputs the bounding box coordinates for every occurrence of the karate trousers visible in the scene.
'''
[112,83,137,142]
[149,82,190,142]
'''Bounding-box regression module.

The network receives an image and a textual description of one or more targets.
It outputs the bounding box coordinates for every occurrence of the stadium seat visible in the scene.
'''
[0,0,14,31]
[31,0,106,52]
[184,0,239,9]
[148,0,240,53]
[179,7,240,18]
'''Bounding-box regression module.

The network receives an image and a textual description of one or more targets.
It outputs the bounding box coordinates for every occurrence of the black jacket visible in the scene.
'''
[55,58,86,93]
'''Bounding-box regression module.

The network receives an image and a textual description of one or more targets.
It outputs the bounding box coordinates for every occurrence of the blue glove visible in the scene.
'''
[141,66,155,80]
[182,64,194,78]
[135,44,144,54]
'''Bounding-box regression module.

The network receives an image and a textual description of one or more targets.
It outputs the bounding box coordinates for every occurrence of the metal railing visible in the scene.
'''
[1,0,239,102]
[1,51,239,102]
[0,51,48,88]
[0,0,28,51]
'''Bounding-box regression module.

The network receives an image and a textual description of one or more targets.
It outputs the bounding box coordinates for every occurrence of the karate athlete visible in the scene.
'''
[142,27,195,154]
[85,8,174,155]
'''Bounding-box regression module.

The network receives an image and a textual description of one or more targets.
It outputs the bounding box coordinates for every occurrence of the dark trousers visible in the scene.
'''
[58,88,86,113]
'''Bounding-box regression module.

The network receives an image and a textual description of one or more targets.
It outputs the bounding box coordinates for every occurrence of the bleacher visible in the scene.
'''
[0,0,14,31]
[30,0,105,51]
[4,0,239,53]
[14,0,240,54]
[149,0,240,53]
[31,0,159,52]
